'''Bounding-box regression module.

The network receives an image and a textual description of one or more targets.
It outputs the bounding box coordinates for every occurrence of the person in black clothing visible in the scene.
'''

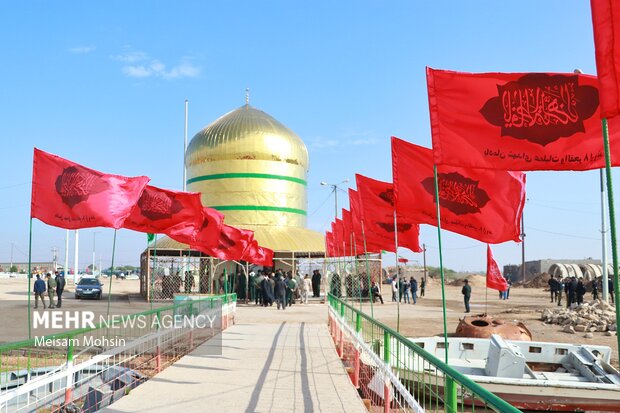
[461,279,471,313]
[576,278,586,306]
[55,271,66,308]
[567,277,577,308]
[609,279,615,304]
[591,279,599,301]
[331,273,341,297]
[184,271,194,294]
[371,281,384,304]
[312,270,322,297]
[274,275,287,310]
[420,278,426,297]
[547,277,556,302]
[261,274,274,307]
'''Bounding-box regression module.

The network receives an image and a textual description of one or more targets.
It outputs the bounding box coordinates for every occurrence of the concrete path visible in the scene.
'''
[104,304,366,413]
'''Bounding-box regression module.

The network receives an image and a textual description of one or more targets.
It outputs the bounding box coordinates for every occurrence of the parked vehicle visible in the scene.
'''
[75,277,103,300]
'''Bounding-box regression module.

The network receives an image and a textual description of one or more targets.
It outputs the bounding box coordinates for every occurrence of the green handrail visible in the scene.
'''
[0,293,236,353]
[328,293,522,413]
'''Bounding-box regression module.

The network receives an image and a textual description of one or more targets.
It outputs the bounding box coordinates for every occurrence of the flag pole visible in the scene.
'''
[352,232,362,311]
[27,218,33,341]
[106,229,117,317]
[393,210,401,333]
[601,118,620,368]
[601,169,610,302]
[433,165,450,364]
[361,221,374,317]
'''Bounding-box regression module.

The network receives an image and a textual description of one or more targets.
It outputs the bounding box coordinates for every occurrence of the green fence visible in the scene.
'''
[328,293,521,413]
[0,293,236,412]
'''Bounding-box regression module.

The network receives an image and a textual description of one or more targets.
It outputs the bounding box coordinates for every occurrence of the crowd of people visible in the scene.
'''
[389,275,425,304]
[248,269,321,309]
[33,271,66,309]
[548,275,614,308]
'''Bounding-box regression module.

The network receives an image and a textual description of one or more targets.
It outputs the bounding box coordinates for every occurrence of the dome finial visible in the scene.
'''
[245,87,250,105]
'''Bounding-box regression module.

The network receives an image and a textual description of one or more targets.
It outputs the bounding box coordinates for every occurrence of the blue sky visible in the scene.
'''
[0,1,612,272]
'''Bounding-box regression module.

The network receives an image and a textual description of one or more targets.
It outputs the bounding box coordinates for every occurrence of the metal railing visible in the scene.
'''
[328,294,521,413]
[0,293,236,412]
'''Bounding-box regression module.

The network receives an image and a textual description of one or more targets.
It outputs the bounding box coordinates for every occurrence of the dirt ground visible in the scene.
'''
[1,275,617,366]
[367,277,619,366]
[0,277,167,342]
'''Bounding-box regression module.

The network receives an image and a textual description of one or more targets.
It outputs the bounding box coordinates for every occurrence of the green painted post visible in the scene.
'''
[64,339,74,404]
[433,166,450,364]
[444,377,458,413]
[383,330,391,413]
[383,330,390,363]
[340,301,345,318]
[602,118,620,369]
[355,312,361,333]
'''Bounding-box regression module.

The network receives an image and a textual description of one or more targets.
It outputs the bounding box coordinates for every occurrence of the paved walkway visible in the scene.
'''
[104,305,366,413]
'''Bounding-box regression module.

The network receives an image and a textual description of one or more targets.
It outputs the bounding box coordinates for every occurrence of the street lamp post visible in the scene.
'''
[320,179,349,221]
[321,179,349,295]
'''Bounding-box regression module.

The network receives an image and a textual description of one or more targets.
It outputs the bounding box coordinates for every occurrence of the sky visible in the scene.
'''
[0,1,612,273]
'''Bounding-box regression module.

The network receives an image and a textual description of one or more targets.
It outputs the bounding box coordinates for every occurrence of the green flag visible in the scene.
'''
[147,233,155,243]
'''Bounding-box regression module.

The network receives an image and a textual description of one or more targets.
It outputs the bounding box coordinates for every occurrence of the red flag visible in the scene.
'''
[123,185,203,239]
[356,174,422,253]
[591,0,620,118]
[398,258,409,263]
[325,231,335,257]
[391,137,525,244]
[195,224,253,261]
[169,206,224,249]
[427,67,620,170]
[341,209,357,255]
[348,188,383,254]
[31,148,149,229]
[486,244,508,291]
[255,245,274,267]
[241,239,274,266]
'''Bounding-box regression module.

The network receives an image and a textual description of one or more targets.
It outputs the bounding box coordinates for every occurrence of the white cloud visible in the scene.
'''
[309,134,380,150]
[122,65,152,78]
[69,45,95,54]
[113,51,200,80]
[112,51,148,63]
[309,138,339,149]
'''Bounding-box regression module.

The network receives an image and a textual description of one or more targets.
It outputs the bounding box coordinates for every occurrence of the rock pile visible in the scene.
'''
[540,301,617,335]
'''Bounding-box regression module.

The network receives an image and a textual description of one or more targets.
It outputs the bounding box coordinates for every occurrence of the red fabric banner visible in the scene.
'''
[123,185,203,239]
[591,0,620,118]
[348,188,384,254]
[486,244,508,291]
[325,231,335,257]
[194,224,254,261]
[355,174,422,253]
[255,245,274,267]
[427,67,620,170]
[398,258,409,263]
[169,206,224,249]
[241,240,274,266]
[391,137,525,244]
[31,148,149,230]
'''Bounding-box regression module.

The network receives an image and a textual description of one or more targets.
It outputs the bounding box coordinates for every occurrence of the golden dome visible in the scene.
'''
[184,104,323,254]
[186,104,308,170]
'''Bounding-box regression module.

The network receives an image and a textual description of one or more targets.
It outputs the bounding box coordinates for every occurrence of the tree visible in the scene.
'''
[9,265,18,273]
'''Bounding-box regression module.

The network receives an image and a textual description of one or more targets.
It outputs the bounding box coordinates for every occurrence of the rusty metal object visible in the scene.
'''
[455,314,532,341]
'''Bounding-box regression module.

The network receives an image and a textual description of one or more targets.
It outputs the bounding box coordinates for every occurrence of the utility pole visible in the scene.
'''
[10,242,14,272]
[51,247,58,271]
[422,243,427,283]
